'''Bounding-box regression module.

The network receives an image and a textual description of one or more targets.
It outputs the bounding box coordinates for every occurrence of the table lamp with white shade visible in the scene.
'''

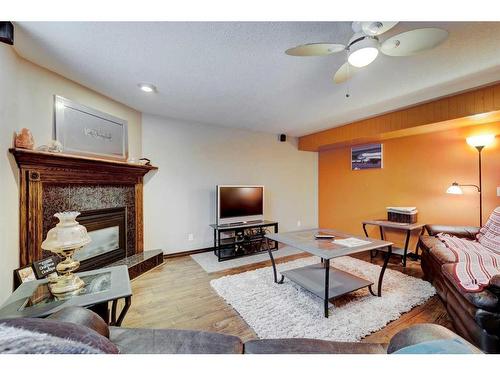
[446,134,495,227]
[41,211,91,298]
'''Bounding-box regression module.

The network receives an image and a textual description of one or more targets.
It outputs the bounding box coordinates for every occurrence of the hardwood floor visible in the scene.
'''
[122,251,454,344]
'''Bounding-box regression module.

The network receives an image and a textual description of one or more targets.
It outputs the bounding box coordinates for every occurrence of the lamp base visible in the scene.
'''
[49,273,85,299]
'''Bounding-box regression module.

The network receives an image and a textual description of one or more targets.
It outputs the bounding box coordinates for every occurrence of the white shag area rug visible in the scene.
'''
[210,256,435,341]
[191,246,304,273]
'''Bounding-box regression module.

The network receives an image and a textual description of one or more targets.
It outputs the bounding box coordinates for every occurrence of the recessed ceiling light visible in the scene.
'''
[138,83,157,93]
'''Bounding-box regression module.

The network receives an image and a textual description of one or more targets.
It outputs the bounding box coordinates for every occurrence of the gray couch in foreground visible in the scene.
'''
[0,306,481,354]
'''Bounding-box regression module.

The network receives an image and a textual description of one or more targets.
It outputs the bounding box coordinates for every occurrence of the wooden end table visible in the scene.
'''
[362,220,425,267]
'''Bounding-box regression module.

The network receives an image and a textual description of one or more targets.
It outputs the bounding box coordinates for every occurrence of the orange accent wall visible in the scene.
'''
[319,122,500,247]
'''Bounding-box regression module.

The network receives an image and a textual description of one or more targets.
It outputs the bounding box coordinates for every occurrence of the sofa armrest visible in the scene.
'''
[425,225,480,239]
[387,324,481,354]
[487,275,500,299]
[47,306,109,338]
[490,275,500,290]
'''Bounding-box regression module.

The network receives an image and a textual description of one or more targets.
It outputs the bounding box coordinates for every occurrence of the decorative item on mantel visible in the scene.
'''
[36,140,63,153]
[14,128,35,150]
[41,211,91,299]
[127,157,151,166]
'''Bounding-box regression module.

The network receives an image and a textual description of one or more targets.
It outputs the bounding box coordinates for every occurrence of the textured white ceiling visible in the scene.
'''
[13,22,500,136]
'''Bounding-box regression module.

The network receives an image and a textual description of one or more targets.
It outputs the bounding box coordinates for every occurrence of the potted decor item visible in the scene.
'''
[41,212,91,298]
[14,128,35,150]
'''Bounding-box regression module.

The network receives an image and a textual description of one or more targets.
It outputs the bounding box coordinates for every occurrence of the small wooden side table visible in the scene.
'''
[362,220,425,267]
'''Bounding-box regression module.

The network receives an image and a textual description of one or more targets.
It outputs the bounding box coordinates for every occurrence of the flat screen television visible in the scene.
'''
[216,185,264,225]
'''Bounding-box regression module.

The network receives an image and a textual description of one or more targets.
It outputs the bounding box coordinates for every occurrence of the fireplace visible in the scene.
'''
[76,207,127,271]
[10,148,158,268]
[10,148,164,280]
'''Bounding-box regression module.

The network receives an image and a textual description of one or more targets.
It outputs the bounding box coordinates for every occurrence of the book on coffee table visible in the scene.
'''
[334,237,372,248]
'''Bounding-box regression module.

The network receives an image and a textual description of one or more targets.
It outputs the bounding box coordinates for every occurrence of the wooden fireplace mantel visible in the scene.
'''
[9,148,158,267]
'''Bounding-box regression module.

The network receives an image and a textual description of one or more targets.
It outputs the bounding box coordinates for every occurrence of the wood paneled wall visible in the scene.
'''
[299,83,500,151]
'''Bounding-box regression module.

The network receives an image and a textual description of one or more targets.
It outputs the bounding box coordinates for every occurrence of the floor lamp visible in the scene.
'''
[446,134,495,227]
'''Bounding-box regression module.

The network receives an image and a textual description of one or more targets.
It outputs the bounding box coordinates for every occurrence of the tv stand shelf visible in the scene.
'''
[210,220,279,262]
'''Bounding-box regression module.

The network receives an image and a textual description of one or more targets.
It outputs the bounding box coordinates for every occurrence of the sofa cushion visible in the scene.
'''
[109,327,243,354]
[441,263,499,311]
[47,306,110,338]
[244,338,386,354]
[477,207,500,252]
[387,323,481,354]
[392,339,476,354]
[0,318,118,353]
[0,324,103,354]
[420,236,457,264]
[437,233,500,292]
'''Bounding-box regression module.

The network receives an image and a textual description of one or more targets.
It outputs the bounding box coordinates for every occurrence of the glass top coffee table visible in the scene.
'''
[0,265,132,326]
[265,229,393,318]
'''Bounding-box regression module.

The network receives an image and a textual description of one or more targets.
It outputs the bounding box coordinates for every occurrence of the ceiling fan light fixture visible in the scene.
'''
[348,37,379,68]
[138,83,157,93]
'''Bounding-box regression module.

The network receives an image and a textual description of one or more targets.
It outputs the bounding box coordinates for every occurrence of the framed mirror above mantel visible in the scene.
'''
[9,148,158,268]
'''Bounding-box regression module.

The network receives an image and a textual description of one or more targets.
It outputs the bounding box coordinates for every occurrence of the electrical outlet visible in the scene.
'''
[188,233,194,241]
[297,220,302,227]
[497,187,500,197]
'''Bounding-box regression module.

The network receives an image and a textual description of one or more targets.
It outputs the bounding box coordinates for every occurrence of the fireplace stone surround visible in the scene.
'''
[9,148,158,273]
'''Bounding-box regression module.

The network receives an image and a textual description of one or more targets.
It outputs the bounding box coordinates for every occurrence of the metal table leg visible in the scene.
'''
[369,245,392,297]
[402,229,411,267]
[324,259,330,318]
[371,225,385,259]
[363,224,378,260]
[415,227,425,256]
[407,227,425,261]
[266,237,284,284]
[213,229,217,255]
[362,223,369,237]
[110,296,132,327]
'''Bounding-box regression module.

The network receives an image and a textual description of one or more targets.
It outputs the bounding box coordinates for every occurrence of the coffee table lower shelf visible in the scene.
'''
[281,263,373,302]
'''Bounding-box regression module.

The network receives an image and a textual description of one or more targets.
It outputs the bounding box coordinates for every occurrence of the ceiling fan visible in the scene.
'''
[285,22,449,84]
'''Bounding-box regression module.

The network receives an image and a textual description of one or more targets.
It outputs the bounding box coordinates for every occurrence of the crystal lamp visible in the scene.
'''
[41,211,91,298]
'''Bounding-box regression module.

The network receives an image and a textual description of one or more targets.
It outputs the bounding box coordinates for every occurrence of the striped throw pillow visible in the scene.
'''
[477,207,500,252]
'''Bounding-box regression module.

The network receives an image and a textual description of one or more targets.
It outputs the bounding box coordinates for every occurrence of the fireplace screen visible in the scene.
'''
[76,207,127,271]
[75,226,120,262]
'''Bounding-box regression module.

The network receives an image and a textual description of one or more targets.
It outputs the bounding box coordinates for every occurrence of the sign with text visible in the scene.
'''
[32,256,59,279]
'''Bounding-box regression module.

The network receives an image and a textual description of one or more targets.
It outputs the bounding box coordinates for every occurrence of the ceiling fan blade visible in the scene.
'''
[380,28,448,57]
[361,21,399,36]
[333,62,358,84]
[285,43,345,56]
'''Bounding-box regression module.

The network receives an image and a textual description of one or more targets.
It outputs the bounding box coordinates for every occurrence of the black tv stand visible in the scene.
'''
[210,220,279,262]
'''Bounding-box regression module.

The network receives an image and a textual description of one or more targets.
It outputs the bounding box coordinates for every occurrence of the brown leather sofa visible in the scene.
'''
[0,306,480,354]
[420,225,500,353]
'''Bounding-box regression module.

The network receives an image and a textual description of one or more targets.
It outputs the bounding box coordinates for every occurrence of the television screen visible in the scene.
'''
[218,186,264,219]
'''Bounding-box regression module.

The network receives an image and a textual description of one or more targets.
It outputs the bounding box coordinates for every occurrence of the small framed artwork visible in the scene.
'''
[351,143,383,170]
[54,95,128,161]
[14,265,37,286]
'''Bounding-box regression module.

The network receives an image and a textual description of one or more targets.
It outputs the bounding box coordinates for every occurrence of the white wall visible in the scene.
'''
[142,114,318,253]
[0,44,143,303]
[0,44,20,304]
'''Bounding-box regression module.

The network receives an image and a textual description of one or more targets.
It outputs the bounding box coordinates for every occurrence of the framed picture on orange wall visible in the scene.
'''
[351,143,383,170]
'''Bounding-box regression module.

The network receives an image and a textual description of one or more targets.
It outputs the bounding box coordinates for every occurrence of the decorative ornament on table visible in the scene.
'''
[41,211,91,298]
[14,128,35,150]
[36,140,63,153]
